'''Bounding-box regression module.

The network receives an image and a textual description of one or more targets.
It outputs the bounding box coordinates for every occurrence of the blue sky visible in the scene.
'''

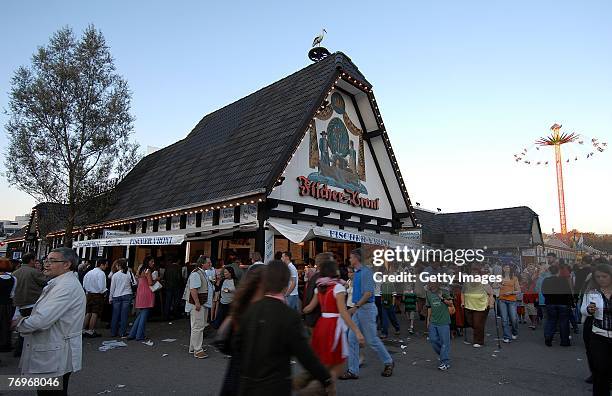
[1,1,611,233]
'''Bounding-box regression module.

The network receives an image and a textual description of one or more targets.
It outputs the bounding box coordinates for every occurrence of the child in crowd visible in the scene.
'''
[426,282,454,371]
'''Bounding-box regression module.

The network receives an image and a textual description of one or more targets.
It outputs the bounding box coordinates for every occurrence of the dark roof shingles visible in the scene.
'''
[107,53,365,220]
[416,206,539,249]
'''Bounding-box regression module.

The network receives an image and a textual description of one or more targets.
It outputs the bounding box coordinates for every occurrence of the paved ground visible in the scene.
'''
[0,312,593,395]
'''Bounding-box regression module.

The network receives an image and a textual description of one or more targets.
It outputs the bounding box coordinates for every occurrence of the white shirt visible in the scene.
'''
[109,271,133,299]
[82,267,107,294]
[287,263,299,296]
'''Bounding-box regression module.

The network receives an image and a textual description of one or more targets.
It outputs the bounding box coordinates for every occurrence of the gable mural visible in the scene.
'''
[308,92,367,194]
[269,88,393,218]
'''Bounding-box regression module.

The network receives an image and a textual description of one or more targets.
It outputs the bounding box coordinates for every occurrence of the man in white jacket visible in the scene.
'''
[14,247,86,395]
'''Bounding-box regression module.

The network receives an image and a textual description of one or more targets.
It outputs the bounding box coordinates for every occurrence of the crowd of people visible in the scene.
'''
[0,247,609,395]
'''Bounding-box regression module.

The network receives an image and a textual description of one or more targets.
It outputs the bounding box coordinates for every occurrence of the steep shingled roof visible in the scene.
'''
[416,206,541,249]
[106,52,369,221]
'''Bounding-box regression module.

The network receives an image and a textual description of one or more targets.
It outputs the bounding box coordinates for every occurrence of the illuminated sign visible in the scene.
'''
[297,176,379,210]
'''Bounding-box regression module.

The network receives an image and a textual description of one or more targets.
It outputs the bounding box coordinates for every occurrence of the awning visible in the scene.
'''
[266,221,421,249]
[73,221,260,248]
[73,231,186,248]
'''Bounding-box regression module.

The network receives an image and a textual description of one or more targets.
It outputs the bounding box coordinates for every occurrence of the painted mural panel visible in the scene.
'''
[308,92,366,193]
[269,89,393,218]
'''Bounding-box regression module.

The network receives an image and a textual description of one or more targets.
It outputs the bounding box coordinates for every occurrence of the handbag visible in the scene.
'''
[150,281,163,293]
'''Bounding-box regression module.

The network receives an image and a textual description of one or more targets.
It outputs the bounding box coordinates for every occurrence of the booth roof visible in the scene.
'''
[105,52,370,221]
[415,206,542,249]
[3,225,27,242]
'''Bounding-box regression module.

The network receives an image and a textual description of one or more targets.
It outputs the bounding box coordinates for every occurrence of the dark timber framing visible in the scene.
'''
[266,199,399,232]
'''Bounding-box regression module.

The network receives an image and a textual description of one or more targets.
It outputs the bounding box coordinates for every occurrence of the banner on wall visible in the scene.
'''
[171,216,181,230]
[220,208,235,225]
[398,230,422,244]
[202,211,214,228]
[240,204,258,224]
[147,220,154,233]
[186,213,197,228]
[73,234,185,248]
[102,229,129,238]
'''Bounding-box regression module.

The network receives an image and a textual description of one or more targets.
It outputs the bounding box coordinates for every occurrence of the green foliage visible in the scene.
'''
[4,25,140,245]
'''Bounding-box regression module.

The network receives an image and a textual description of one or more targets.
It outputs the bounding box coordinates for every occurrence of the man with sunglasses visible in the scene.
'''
[13,247,86,395]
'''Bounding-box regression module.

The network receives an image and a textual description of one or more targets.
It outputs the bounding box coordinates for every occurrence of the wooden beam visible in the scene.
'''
[268,210,395,233]
[365,129,384,139]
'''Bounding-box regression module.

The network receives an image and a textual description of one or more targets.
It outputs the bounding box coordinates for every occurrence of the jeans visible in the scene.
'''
[544,305,570,345]
[163,288,181,320]
[348,302,392,375]
[568,306,578,330]
[286,294,299,311]
[498,299,518,340]
[381,304,400,336]
[428,323,451,365]
[111,294,132,337]
[128,308,151,341]
[374,296,383,328]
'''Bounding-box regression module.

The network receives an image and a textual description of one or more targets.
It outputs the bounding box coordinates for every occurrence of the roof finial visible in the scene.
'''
[308,28,331,62]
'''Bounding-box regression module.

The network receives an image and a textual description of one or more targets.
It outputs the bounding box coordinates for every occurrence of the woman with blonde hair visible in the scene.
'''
[461,264,494,348]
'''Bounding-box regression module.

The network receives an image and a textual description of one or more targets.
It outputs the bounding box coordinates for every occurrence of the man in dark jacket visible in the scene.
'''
[236,260,331,396]
[542,264,574,347]
[12,252,47,357]
[163,257,183,320]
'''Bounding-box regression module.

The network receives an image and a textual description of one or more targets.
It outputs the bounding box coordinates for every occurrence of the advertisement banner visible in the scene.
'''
[102,229,129,238]
[240,204,258,224]
[186,213,197,229]
[171,216,181,230]
[399,229,422,244]
[202,211,214,228]
[220,208,235,225]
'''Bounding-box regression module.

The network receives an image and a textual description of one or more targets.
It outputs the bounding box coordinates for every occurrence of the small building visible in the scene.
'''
[2,226,28,260]
[416,206,544,266]
[543,235,577,264]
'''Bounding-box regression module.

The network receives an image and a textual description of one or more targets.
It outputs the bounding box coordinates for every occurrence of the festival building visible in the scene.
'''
[7,51,422,267]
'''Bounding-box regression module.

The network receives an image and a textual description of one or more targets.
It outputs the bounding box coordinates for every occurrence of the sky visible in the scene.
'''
[1,1,611,233]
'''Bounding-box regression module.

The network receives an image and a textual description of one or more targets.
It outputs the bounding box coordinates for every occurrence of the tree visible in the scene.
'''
[4,25,140,247]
